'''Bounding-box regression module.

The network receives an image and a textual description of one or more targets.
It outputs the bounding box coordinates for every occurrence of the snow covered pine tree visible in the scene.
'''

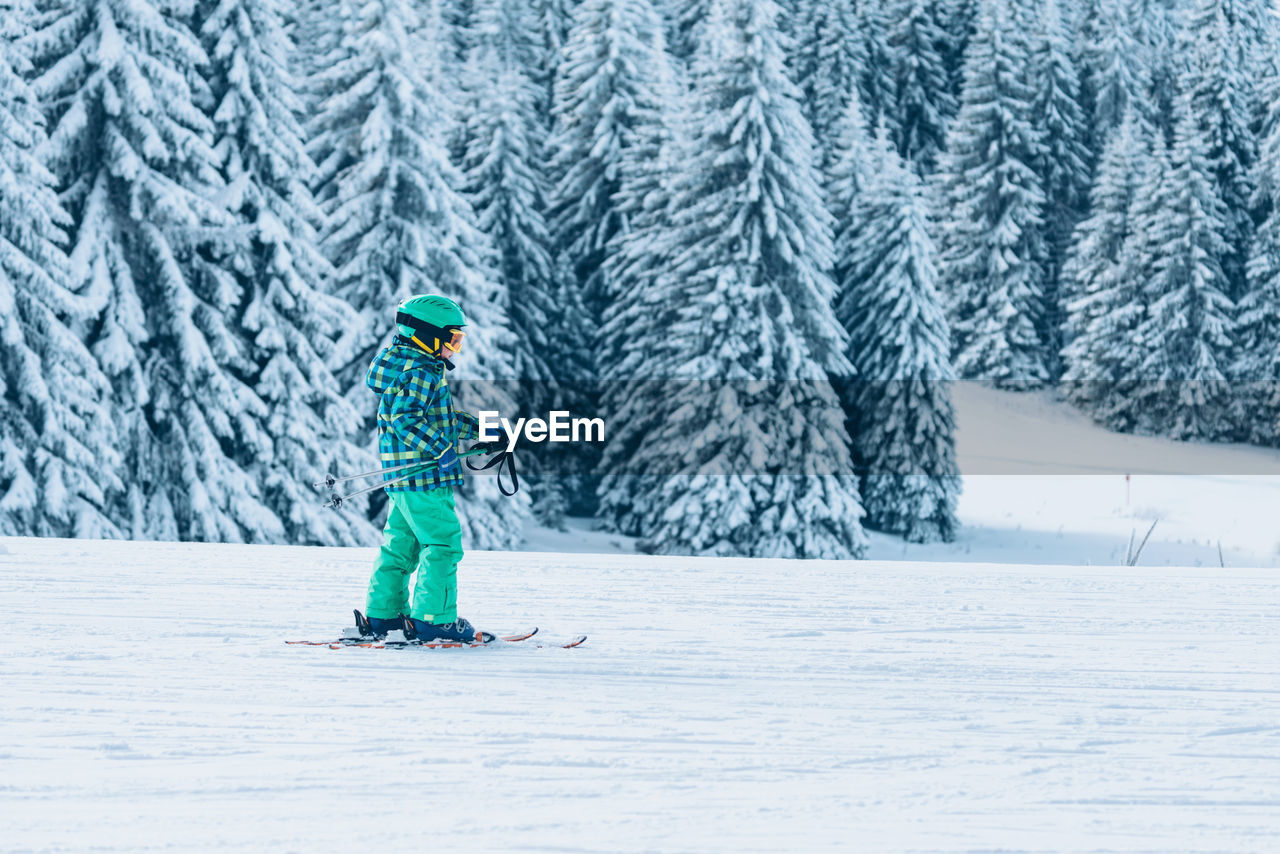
[199,0,376,546]
[834,123,960,544]
[1,0,121,537]
[29,0,287,541]
[461,0,572,527]
[596,0,866,559]
[937,0,1050,389]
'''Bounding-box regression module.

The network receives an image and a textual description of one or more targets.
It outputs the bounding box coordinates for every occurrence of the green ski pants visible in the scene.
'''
[366,489,463,624]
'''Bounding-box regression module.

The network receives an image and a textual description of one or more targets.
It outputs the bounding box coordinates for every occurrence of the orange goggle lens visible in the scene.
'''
[442,328,465,354]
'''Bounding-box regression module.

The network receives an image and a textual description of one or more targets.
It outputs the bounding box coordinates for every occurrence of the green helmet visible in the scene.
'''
[396,294,467,340]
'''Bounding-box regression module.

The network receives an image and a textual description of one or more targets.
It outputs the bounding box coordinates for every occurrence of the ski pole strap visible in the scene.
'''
[466,449,519,496]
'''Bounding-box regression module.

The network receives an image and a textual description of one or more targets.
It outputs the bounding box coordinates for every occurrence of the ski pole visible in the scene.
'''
[322,447,503,509]
[315,448,493,490]
[315,458,438,491]
[325,468,425,509]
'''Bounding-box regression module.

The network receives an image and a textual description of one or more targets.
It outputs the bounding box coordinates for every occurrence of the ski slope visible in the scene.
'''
[524,384,1280,568]
[3,536,1279,852]
[926,384,1280,568]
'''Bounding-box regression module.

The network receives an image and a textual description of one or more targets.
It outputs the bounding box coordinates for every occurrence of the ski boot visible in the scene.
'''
[351,610,405,639]
[407,616,484,643]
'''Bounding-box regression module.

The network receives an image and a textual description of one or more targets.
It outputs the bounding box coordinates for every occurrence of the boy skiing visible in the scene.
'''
[362,294,489,643]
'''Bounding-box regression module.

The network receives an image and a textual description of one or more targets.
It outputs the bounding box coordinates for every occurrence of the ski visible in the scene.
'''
[285,631,588,650]
[286,611,585,650]
[286,628,537,649]
[286,630,588,650]
[306,633,586,650]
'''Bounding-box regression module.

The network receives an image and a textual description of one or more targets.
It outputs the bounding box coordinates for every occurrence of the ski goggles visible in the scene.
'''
[396,311,466,355]
[413,326,464,356]
[441,327,465,354]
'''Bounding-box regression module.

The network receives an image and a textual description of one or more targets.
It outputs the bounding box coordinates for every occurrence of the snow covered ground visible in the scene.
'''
[3,536,1280,853]
[930,384,1280,568]
[6,388,1280,851]
[528,384,1280,568]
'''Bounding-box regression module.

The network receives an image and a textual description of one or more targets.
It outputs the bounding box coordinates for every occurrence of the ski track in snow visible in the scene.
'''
[2,537,1279,852]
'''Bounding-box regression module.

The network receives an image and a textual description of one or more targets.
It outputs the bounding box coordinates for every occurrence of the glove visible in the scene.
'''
[470,429,513,455]
[436,447,459,472]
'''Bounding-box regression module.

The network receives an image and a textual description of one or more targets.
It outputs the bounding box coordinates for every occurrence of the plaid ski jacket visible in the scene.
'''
[366,338,479,492]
